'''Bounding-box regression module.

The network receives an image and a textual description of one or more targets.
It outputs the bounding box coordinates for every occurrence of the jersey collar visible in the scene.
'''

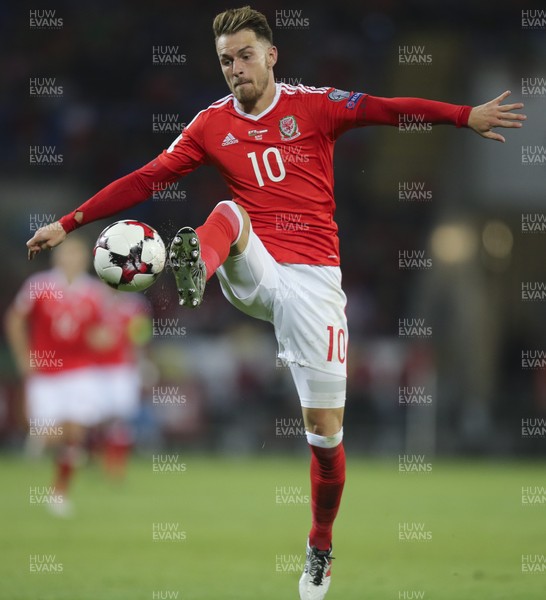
[232,83,281,121]
[51,267,90,288]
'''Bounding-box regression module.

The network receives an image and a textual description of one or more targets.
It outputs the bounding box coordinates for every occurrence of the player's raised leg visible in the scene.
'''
[299,402,346,600]
[169,201,249,307]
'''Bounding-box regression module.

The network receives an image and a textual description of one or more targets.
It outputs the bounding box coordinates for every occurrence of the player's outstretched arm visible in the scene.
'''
[26,158,182,260]
[359,91,526,137]
[468,90,526,143]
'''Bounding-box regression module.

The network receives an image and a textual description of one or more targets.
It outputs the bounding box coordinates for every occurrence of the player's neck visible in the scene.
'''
[237,81,277,116]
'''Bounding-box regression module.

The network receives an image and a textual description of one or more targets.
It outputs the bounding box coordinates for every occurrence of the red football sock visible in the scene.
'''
[53,444,77,495]
[195,203,241,281]
[103,422,133,480]
[309,443,346,551]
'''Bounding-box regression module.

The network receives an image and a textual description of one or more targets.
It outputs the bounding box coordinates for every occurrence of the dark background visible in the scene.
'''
[1,0,545,457]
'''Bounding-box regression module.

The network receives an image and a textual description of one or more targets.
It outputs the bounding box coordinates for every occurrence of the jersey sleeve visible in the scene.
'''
[157,110,209,175]
[310,88,368,140]
[58,109,210,234]
[310,87,472,139]
[357,95,472,128]
[60,160,180,233]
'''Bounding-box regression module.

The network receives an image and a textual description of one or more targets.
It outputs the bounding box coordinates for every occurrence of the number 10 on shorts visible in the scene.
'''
[326,325,346,363]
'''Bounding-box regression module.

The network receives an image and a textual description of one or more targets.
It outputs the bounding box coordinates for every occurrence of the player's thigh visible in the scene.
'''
[101,365,141,421]
[25,374,66,427]
[61,368,104,427]
[290,363,347,410]
[216,227,279,322]
[274,265,348,376]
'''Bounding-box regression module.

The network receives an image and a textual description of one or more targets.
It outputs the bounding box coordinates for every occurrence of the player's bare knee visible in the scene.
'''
[306,423,341,437]
[303,408,344,437]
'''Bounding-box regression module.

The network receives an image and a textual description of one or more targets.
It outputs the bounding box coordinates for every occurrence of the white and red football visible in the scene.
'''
[93,220,166,291]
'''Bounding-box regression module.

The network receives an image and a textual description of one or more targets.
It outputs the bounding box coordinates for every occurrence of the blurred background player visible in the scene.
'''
[5,236,111,515]
[90,289,151,481]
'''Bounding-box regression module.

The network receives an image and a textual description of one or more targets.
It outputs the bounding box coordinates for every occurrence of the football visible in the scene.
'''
[93,220,166,291]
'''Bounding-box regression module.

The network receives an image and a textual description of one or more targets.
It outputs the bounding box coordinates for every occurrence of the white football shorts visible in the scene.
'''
[216,228,347,409]
[96,364,141,421]
[26,368,104,427]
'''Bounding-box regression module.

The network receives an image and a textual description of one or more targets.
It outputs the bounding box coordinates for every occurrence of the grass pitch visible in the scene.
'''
[0,454,544,599]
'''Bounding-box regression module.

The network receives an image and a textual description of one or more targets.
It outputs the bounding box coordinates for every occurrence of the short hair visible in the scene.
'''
[213,6,273,45]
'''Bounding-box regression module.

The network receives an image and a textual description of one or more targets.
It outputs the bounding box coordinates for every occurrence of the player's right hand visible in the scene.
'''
[26,223,67,260]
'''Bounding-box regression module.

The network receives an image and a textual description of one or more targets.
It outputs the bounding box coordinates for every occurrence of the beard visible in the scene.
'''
[232,64,270,106]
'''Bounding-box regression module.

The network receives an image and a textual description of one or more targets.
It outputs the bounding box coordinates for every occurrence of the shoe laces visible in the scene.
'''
[308,548,333,586]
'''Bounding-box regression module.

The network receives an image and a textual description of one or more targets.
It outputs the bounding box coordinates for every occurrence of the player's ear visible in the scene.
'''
[267,45,278,69]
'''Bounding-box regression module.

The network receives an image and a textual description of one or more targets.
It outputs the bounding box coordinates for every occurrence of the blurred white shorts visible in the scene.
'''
[26,368,104,428]
[216,229,347,409]
[96,364,141,421]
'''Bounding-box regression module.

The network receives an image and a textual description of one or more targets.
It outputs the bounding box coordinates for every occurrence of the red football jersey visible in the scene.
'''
[158,84,369,266]
[92,291,150,366]
[14,269,105,374]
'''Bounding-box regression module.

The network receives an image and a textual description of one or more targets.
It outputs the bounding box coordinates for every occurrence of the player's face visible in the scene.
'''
[216,29,277,108]
[52,238,90,281]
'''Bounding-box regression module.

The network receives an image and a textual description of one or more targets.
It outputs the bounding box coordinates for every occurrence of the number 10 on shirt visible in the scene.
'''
[247,148,286,187]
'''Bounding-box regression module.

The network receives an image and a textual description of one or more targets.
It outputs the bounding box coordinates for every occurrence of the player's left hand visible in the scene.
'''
[468,90,526,143]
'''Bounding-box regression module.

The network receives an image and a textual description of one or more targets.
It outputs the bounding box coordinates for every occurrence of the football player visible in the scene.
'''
[26,6,525,597]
